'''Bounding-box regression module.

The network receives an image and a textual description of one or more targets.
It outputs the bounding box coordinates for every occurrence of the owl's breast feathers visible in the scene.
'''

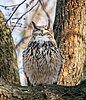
[23,36,62,85]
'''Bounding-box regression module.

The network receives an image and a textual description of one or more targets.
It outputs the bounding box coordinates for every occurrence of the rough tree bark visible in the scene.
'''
[0,10,19,84]
[0,81,86,100]
[54,0,86,86]
[0,0,86,99]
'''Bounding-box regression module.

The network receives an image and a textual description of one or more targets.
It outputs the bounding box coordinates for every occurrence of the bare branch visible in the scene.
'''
[0,4,19,8]
[0,0,36,8]
[12,0,39,32]
[15,36,28,48]
[39,0,50,29]
[6,0,27,23]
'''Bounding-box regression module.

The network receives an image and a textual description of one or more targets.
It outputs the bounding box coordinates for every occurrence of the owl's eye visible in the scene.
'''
[33,29,38,32]
[33,28,43,33]
[40,29,43,33]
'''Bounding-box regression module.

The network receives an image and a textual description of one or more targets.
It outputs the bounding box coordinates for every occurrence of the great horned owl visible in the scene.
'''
[23,22,62,86]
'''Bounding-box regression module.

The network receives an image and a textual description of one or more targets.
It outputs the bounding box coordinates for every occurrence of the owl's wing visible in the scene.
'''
[49,47,62,83]
[56,49,62,82]
[23,41,62,85]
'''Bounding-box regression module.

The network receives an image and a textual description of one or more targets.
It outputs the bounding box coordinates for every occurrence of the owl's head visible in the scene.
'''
[32,21,54,38]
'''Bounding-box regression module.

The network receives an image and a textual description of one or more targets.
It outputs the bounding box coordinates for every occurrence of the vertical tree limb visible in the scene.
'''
[0,10,19,84]
[54,0,86,86]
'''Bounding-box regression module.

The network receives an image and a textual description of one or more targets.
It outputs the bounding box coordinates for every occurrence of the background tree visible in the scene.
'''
[54,0,86,86]
[0,10,19,85]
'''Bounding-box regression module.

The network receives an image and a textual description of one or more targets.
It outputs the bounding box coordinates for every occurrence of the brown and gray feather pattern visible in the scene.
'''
[23,24,62,85]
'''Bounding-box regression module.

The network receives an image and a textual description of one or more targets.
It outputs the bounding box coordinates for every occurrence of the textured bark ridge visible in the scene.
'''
[0,10,19,84]
[54,0,86,86]
[0,80,86,100]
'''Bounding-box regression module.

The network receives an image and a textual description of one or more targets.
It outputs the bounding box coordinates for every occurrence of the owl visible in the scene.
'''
[23,21,62,86]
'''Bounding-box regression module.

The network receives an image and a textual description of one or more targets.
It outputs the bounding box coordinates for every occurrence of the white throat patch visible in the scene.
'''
[35,35,49,44]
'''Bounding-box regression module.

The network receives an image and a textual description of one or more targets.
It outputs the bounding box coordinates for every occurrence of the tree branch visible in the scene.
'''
[0,10,19,84]
[6,0,27,23]
[0,80,86,100]
[12,0,39,31]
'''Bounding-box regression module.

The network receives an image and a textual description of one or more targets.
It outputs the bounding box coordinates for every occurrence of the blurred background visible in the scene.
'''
[0,0,57,85]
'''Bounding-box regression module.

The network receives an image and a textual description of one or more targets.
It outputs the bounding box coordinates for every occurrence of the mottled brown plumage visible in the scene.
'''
[23,22,62,86]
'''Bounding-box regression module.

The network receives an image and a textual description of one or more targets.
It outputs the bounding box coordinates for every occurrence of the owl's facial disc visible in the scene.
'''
[35,35,49,44]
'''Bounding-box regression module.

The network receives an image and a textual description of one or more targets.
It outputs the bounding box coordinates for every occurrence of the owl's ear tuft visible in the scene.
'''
[32,21,39,30]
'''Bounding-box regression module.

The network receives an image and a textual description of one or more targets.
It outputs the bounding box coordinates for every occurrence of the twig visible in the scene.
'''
[31,3,40,21]
[15,35,32,48]
[12,0,39,32]
[6,0,27,23]
[39,0,50,29]
[0,4,19,8]
[0,0,35,8]
[15,36,28,48]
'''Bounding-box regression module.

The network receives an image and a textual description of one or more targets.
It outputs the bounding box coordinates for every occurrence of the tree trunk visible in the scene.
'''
[54,0,86,86]
[0,10,19,84]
